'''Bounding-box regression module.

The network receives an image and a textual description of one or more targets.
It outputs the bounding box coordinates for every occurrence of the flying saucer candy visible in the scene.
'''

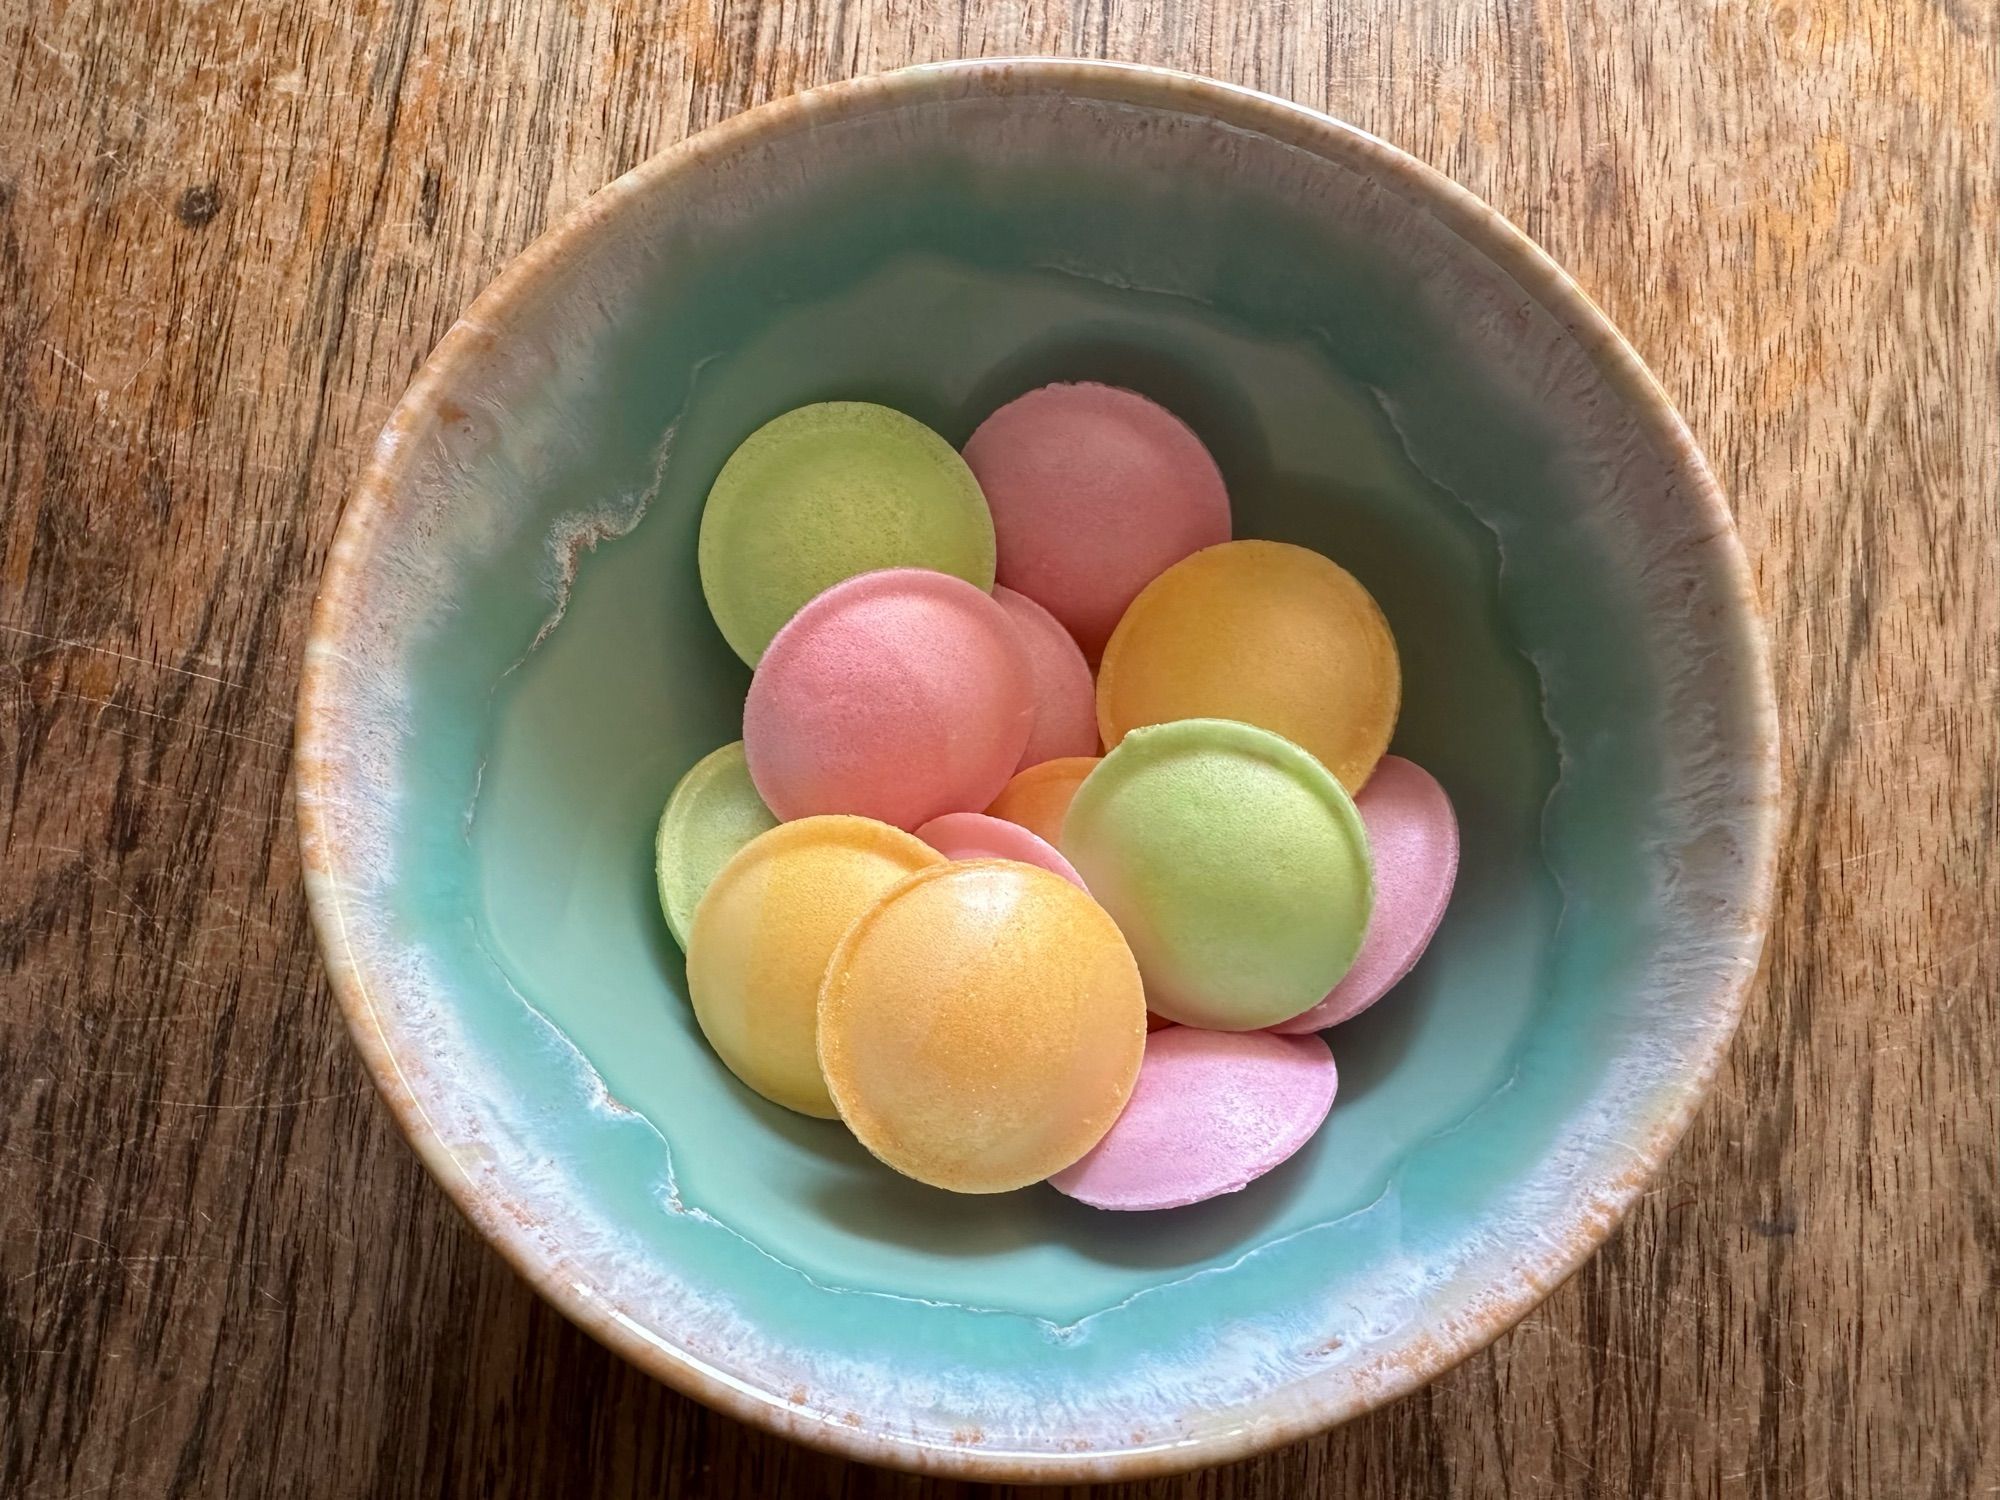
[1097,539,1400,792]
[964,383,1230,659]
[654,741,778,948]
[700,402,995,664]
[1271,756,1459,1032]
[1062,719,1373,1030]
[686,816,941,1117]
[984,755,1100,847]
[992,585,1098,769]
[743,569,1034,830]
[914,811,1087,889]
[818,860,1146,1193]
[1051,1027,1338,1210]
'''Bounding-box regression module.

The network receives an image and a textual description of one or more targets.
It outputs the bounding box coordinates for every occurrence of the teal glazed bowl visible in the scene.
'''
[296,60,1779,1480]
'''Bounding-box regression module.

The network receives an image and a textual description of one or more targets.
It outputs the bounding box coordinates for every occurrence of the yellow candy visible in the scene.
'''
[687,816,942,1117]
[983,756,1099,847]
[1096,540,1401,792]
[818,860,1146,1193]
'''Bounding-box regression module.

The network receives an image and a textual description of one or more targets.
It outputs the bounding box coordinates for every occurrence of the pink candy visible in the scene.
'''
[1050,1027,1338,1210]
[992,586,1099,770]
[915,812,1087,889]
[1272,756,1459,1033]
[964,383,1231,660]
[744,570,1034,831]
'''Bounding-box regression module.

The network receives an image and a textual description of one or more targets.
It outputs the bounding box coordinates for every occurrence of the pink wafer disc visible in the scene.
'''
[964,383,1231,659]
[743,569,1034,831]
[915,812,1087,889]
[1271,756,1459,1033]
[992,586,1098,770]
[1050,1027,1337,1210]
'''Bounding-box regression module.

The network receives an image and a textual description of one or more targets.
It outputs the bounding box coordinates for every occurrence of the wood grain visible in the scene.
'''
[2,1,1994,1495]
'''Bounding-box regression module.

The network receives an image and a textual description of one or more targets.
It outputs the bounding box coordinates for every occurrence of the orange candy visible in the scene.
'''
[1096,540,1401,792]
[984,755,1099,847]
[687,816,942,1117]
[818,860,1146,1193]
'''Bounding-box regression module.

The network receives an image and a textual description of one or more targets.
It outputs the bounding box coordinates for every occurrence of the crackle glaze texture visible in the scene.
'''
[294,63,1778,1481]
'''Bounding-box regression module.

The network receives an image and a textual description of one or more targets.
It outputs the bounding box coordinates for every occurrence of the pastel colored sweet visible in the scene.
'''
[1051,1027,1338,1210]
[984,756,1098,847]
[963,383,1231,659]
[819,860,1146,1193]
[914,812,1086,889]
[687,817,942,1117]
[1062,719,1373,1030]
[1272,757,1460,1033]
[743,569,1035,830]
[654,741,779,948]
[992,586,1099,769]
[1097,539,1401,792]
[699,402,996,664]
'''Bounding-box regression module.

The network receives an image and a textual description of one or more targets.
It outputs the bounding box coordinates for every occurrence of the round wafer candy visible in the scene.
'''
[1062,719,1373,1030]
[654,742,778,949]
[992,586,1098,769]
[1271,756,1459,1033]
[699,402,996,664]
[1097,539,1401,792]
[819,861,1146,1193]
[743,569,1034,830]
[687,817,942,1117]
[984,756,1098,847]
[1051,1027,1338,1210]
[914,812,1086,889]
[963,383,1230,659]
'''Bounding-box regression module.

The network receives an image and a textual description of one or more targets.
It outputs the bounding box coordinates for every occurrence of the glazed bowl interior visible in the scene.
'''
[299,62,1774,1479]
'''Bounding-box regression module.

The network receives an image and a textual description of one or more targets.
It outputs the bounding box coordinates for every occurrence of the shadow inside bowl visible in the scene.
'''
[793,1116,1332,1271]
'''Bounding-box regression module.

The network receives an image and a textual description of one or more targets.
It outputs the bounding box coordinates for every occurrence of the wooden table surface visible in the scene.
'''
[3,1,1995,1495]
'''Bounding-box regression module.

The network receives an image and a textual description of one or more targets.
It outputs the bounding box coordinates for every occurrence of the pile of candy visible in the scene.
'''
[656,384,1459,1208]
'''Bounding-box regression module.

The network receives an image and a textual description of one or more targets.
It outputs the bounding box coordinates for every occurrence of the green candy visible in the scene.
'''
[654,741,779,948]
[698,402,996,664]
[1062,719,1373,1030]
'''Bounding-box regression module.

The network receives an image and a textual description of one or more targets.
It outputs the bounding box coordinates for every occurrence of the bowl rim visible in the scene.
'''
[295,56,1781,1482]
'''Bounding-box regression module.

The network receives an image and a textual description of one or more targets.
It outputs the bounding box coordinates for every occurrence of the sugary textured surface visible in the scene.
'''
[1097,539,1402,792]
[744,569,1035,830]
[992,586,1099,769]
[687,817,941,1117]
[914,812,1086,889]
[1273,757,1460,1033]
[963,383,1231,659]
[819,860,1146,1193]
[1063,719,1373,1030]
[984,756,1099,847]
[1051,1027,1339,1210]
[699,402,996,664]
[654,741,778,948]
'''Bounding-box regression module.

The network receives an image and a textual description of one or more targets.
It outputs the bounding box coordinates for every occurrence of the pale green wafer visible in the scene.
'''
[1062,718,1373,1030]
[698,402,995,665]
[655,741,779,948]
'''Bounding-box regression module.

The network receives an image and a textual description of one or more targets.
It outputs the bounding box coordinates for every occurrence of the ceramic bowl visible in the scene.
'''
[296,59,1779,1480]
